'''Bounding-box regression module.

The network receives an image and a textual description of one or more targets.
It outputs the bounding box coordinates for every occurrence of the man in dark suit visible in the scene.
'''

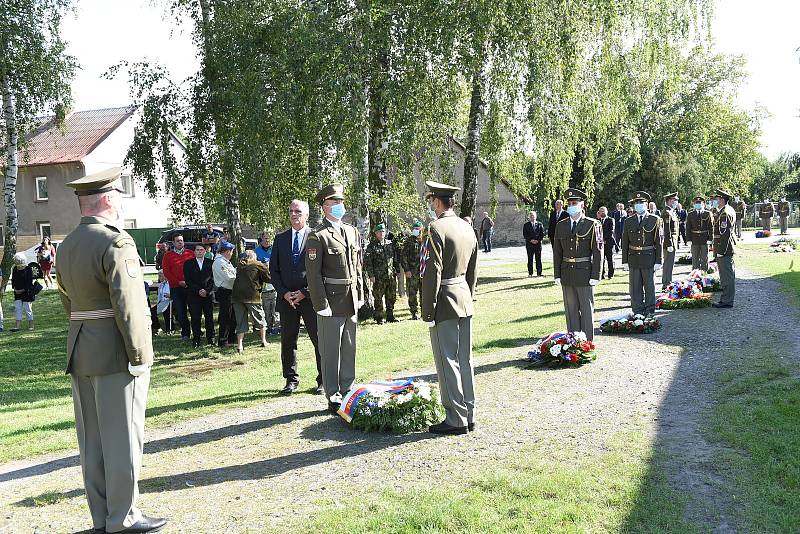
[597,206,615,279]
[522,211,544,276]
[184,243,215,347]
[270,199,323,395]
[611,202,625,253]
[548,199,569,243]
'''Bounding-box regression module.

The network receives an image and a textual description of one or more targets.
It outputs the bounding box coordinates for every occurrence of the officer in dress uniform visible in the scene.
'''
[712,189,737,308]
[421,181,478,435]
[305,184,364,413]
[364,223,401,324]
[401,220,424,320]
[661,192,680,289]
[621,191,663,317]
[777,196,791,235]
[56,167,166,534]
[686,196,714,271]
[733,196,746,239]
[552,188,602,340]
[759,200,774,231]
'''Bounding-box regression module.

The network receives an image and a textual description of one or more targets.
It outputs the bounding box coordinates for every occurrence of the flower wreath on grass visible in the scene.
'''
[686,269,721,292]
[600,313,661,334]
[676,254,693,265]
[338,379,445,433]
[527,331,597,367]
[770,237,798,253]
[755,230,772,238]
[656,278,713,309]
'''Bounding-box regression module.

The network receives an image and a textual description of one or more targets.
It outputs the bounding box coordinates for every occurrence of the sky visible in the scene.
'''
[63,0,800,159]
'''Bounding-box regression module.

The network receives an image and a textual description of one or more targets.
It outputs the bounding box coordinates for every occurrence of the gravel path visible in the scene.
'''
[1,255,795,534]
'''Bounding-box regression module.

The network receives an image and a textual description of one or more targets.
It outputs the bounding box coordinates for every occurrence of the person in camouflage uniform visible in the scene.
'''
[364,223,401,324]
[401,220,424,320]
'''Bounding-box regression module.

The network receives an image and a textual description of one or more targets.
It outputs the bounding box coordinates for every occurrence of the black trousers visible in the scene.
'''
[171,286,191,338]
[188,294,215,343]
[526,243,542,275]
[602,242,615,278]
[678,222,688,246]
[216,287,237,345]
[279,298,322,386]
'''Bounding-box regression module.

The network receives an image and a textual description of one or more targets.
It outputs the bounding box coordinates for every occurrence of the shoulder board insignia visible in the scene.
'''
[113,236,135,248]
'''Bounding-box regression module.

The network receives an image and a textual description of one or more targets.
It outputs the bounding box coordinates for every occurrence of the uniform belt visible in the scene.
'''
[70,308,115,321]
[629,246,654,251]
[691,230,706,233]
[440,276,466,285]
[563,257,590,263]
[323,277,352,285]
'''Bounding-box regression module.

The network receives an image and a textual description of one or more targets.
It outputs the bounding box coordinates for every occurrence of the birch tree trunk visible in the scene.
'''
[1,72,19,295]
[306,143,322,227]
[367,71,388,230]
[460,68,486,220]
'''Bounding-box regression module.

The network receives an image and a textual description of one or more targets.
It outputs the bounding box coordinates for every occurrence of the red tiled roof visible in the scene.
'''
[19,106,135,166]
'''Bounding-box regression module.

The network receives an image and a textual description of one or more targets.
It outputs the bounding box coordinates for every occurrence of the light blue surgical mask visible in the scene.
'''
[330,203,346,220]
[412,229,420,237]
[566,205,581,217]
[694,203,702,210]
[427,205,437,219]
[710,200,718,209]
[634,203,647,214]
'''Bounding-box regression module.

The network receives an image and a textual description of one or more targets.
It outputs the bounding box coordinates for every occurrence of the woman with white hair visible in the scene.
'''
[11,252,35,332]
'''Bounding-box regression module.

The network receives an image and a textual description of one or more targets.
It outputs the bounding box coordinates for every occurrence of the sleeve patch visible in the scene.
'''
[124,258,140,278]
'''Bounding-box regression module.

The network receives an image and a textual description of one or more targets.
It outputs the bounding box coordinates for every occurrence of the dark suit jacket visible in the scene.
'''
[184,258,214,298]
[270,228,311,314]
[600,217,615,246]
[523,221,544,248]
[548,210,568,241]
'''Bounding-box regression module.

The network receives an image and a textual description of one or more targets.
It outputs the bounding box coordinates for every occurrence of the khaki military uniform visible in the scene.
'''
[364,237,401,321]
[305,218,363,400]
[760,202,774,231]
[552,216,602,340]
[777,201,791,234]
[57,216,153,532]
[400,234,422,317]
[686,209,713,271]
[661,208,680,288]
[621,214,663,316]
[421,211,478,428]
[733,201,746,238]
[713,204,737,305]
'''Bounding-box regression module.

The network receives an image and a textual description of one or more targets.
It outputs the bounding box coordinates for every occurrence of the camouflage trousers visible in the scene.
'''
[406,274,420,315]
[372,276,397,320]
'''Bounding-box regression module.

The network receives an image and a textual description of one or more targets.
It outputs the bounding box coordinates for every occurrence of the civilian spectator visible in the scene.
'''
[597,207,615,279]
[11,253,36,332]
[479,211,495,253]
[184,243,215,347]
[255,232,280,335]
[677,202,688,247]
[548,199,569,243]
[648,201,661,217]
[155,272,173,334]
[36,236,56,289]
[201,223,221,253]
[161,234,194,341]
[611,203,625,253]
[232,249,270,353]
[522,211,544,277]
[213,240,238,347]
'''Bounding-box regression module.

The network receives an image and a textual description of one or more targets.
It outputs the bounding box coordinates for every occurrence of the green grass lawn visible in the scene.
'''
[0,260,631,463]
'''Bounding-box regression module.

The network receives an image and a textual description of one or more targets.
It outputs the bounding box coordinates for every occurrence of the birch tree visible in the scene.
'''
[0,0,75,292]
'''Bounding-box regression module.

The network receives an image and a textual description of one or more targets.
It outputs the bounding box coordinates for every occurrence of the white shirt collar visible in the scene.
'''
[293,225,308,239]
[326,217,342,232]
[196,258,204,268]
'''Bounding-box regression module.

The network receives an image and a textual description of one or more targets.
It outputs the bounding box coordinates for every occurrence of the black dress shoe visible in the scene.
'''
[429,422,468,435]
[712,303,734,308]
[328,401,341,414]
[92,528,106,533]
[468,422,476,432]
[115,515,167,533]
[375,318,384,325]
[314,384,325,395]
[411,313,419,320]
[386,314,398,323]
[206,339,214,346]
[280,382,298,395]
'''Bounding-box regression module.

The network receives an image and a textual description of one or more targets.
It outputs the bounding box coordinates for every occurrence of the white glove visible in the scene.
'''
[128,363,151,377]
[317,306,333,317]
[589,279,599,286]
[667,247,674,253]
[554,278,561,286]
[654,263,662,271]
[428,321,436,328]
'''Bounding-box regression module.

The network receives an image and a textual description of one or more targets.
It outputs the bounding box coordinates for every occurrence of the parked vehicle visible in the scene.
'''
[154,226,255,269]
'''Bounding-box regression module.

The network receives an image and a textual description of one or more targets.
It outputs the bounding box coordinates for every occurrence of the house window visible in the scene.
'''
[120,174,135,197]
[35,176,48,201]
[124,219,137,229]
[37,222,51,239]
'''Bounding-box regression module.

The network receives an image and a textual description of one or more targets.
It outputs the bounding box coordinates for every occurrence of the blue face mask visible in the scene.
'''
[428,205,437,219]
[566,205,581,216]
[710,200,718,209]
[634,203,647,214]
[694,203,702,210]
[412,229,420,237]
[330,203,346,220]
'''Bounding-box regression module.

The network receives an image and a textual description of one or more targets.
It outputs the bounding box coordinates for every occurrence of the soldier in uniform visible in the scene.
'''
[777,195,791,235]
[552,188,602,340]
[364,223,401,324]
[421,181,478,435]
[56,168,166,533]
[712,189,737,308]
[401,220,424,320]
[733,196,746,238]
[661,192,680,289]
[686,196,714,271]
[759,199,774,231]
[621,191,663,316]
[305,184,364,413]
